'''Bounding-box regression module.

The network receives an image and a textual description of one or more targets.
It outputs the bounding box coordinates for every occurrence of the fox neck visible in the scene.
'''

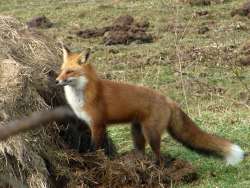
[64,75,100,126]
[79,64,100,102]
[64,76,89,124]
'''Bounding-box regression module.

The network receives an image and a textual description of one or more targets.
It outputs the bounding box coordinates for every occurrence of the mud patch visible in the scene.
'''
[76,15,153,45]
[26,16,53,28]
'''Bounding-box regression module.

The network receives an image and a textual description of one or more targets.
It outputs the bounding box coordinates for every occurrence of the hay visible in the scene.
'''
[0,15,197,187]
[0,59,52,187]
[64,151,197,187]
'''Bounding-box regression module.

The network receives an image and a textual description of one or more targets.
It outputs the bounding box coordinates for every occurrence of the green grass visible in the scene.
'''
[1,0,249,187]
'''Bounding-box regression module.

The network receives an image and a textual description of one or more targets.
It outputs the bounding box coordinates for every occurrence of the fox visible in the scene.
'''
[56,45,244,165]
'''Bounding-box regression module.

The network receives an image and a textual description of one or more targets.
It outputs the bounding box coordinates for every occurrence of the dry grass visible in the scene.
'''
[0,16,61,188]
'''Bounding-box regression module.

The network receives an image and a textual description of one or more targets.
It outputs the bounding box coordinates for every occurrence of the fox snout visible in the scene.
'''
[55,79,73,86]
[56,70,75,86]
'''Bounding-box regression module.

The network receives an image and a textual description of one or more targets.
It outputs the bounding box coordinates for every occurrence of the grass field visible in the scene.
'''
[1,0,249,187]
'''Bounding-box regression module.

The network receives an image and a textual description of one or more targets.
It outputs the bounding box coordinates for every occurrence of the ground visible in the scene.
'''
[0,0,249,187]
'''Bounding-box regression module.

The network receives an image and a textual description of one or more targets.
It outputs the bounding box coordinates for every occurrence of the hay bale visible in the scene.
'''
[0,15,116,153]
[0,58,52,187]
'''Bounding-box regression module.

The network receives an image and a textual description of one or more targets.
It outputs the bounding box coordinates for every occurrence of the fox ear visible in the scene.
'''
[61,42,71,62]
[80,48,91,64]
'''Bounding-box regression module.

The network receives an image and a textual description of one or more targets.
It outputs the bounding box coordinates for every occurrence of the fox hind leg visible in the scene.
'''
[141,122,162,164]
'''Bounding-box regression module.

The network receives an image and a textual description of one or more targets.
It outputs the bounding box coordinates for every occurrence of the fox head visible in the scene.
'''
[56,45,94,89]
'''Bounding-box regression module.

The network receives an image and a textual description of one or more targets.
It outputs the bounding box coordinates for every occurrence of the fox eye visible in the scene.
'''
[65,70,74,74]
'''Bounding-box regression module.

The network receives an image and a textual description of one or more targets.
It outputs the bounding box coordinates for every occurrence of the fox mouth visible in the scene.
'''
[56,79,73,86]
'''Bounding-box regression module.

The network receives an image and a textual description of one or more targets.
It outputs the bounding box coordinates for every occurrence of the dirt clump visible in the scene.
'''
[76,15,153,45]
[195,10,209,16]
[198,26,209,34]
[113,14,135,27]
[76,26,111,38]
[26,15,53,28]
[182,0,225,6]
[238,40,250,66]
[239,56,250,66]
[231,1,250,17]
[189,0,211,6]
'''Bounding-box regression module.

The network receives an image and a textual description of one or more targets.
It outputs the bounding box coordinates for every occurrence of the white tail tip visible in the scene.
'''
[225,144,244,166]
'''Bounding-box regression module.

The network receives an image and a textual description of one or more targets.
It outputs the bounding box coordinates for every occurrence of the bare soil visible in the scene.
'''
[231,1,250,18]
[76,15,153,45]
[26,15,53,28]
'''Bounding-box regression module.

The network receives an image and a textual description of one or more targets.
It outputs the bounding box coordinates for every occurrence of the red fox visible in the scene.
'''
[56,46,244,165]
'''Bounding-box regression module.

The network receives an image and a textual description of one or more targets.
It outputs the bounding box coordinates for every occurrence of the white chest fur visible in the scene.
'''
[64,78,92,126]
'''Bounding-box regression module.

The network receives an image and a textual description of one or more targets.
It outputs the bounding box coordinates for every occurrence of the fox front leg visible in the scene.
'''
[90,124,106,151]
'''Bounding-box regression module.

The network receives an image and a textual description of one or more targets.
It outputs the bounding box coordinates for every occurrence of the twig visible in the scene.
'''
[174,3,195,114]
[0,106,75,141]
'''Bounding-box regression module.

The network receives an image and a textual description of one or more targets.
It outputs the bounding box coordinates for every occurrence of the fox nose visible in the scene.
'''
[56,79,71,86]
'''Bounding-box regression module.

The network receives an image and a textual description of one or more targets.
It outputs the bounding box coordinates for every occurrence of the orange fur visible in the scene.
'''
[56,47,244,165]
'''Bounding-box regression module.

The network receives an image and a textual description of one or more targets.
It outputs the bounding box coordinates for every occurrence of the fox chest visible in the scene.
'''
[64,86,92,126]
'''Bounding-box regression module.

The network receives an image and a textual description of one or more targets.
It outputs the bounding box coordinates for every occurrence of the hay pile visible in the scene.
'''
[0,16,197,187]
[0,16,61,187]
[64,151,197,187]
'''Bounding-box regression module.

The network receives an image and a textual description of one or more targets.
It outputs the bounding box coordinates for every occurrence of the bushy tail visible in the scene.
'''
[167,106,244,165]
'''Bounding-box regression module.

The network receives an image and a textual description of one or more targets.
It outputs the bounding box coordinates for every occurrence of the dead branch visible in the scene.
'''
[0,106,75,141]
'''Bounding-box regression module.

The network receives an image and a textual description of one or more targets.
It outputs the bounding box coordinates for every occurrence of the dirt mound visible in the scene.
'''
[26,15,53,28]
[239,56,250,66]
[198,26,209,34]
[0,16,197,187]
[64,151,197,187]
[181,0,225,6]
[231,1,250,18]
[189,0,212,5]
[195,10,209,16]
[76,15,153,45]
[238,40,250,66]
